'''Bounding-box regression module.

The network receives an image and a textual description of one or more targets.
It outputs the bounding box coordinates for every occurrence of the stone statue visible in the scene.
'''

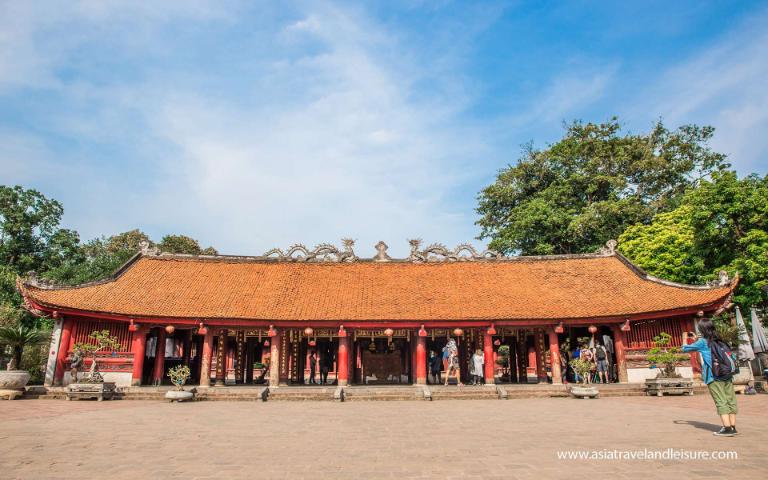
[70,350,83,383]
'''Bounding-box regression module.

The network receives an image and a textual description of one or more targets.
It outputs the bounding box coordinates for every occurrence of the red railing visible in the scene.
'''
[626,318,685,349]
[70,318,134,352]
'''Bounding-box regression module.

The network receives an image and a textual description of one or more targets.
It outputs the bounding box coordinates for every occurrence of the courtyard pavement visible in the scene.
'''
[1,395,766,479]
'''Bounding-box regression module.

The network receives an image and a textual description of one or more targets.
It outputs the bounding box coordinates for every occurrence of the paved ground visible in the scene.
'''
[1,395,766,479]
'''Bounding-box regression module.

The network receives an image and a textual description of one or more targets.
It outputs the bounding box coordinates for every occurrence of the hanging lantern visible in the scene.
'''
[165,325,175,334]
[263,339,270,347]
[493,339,501,346]
[304,327,314,337]
[268,325,277,337]
[418,325,427,337]
[308,340,316,347]
[620,320,631,332]
[368,340,377,352]
[128,320,139,332]
[487,324,497,335]
[453,328,464,337]
[588,325,598,334]
[197,322,208,336]
[337,325,347,337]
[384,328,394,337]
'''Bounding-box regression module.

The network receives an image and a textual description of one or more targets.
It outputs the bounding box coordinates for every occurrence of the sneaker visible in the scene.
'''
[713,427,734,437]
[731,427,739,435]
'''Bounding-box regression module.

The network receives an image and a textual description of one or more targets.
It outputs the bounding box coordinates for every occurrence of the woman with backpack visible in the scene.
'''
[682,318,739,437]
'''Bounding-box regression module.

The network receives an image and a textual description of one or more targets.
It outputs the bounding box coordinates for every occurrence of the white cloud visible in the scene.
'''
[640,9,768,173]
[0,1,493,257]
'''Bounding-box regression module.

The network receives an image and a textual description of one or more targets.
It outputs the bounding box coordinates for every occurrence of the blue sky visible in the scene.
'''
[2,1,767,257]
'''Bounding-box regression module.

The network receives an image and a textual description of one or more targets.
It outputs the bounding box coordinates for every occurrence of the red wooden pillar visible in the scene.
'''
[548,329,562,384]
[199,329,214,387]
[130,327,147,386]
[215,329,227,386]
[611,325,628,383]
[415,334,427,385]
[152,329,167,386]
[483,332,495,385]
[54,317,73,386]
[337,334,350,386]
[269,329,280,387]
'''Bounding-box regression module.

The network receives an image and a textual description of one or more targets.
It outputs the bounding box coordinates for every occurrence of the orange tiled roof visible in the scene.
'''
[19,253,733,322]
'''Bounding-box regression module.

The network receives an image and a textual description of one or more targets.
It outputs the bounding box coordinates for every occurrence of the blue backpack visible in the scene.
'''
[709,339,739,380]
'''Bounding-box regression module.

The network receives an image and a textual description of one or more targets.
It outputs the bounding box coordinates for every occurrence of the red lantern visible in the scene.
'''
[128,320,139,332]
[268,325,277,337]
[588,325,598,334]
[384,328,394,337]
[263,340,270,347]
[554,322,564,334]
[308,340,316,347]
[418,325,427,337]
[493,339,501,346]
[453,328,464,337]
[338,325,347,337]
[197,322,208,336]
[487,324,497,335]
[165,325,175,334]
[304,327,314,337]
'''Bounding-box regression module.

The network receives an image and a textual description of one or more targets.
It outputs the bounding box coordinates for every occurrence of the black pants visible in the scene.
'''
[309,367,316,384]
[473,374,483,385]
[320,367,329,384]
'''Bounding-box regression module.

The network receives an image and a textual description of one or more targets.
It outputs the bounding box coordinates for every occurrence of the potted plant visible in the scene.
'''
[568,358,598,398]
[645,332,693,396]
[67,329,121,401]
[0,322,49,400]
[165,365,194,402]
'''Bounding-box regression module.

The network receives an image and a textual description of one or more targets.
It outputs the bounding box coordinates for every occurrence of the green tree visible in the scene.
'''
[619,171,768,307]
[0,321,49,369]
[158,234,217,255]
[618,206,702,284]
[0,186,78,274]
[476,119,728,255]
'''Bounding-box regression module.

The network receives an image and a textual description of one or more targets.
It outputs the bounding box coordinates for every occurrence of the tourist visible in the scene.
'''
[594,341,609,384]
[471,349,484,385]
[444,339,462,386]
[320,351,332,385]
[580,344,594,384]
[560,351,568,384]
[429,351,442,384]
[682,318,739,437]
[309,351,317,384]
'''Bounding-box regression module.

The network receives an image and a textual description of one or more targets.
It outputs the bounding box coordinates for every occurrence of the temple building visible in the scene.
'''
[18,239,736,389]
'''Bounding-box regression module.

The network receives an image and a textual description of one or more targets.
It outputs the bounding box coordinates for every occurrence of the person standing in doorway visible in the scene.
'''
[682,318,739,436]
[444,339,462,386]
[594,341,609,384]
[308,351,317,385]
[429,351,442,384]
[471,349,485,385]
[320,350,331,385]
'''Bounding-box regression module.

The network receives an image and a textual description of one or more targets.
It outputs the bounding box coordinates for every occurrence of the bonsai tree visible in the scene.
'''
[647,332,688,378]
[569,358,593,385]
[71,329,121,383]
[0,323,49,371]
[167,364,191,390]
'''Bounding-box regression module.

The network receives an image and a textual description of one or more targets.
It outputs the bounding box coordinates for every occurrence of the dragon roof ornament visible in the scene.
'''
[262,239,358,262]
[407,239,501,262]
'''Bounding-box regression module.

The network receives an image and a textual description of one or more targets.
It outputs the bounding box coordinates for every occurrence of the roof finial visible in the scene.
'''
[373,241,391,262]
[600,239,618,255]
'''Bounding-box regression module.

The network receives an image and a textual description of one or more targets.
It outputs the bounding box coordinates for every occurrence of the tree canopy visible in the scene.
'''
[476,119,729,255]
[619,171,768,307]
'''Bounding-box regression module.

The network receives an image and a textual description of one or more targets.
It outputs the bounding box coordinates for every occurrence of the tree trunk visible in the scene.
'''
[13,346,23,370]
